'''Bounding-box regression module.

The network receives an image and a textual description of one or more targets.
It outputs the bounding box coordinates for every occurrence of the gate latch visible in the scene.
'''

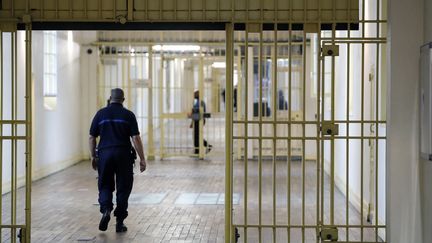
[319,227,338,242]
[321,122,339,136]
[322,45,340,57]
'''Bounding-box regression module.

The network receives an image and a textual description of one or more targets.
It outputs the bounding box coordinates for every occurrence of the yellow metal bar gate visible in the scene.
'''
[226,1,387,241]
[0,23,32,243]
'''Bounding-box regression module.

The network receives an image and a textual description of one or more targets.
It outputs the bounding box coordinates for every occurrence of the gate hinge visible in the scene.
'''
[320,122,339,136]
[319,227,338,242]
[322,45,340,57]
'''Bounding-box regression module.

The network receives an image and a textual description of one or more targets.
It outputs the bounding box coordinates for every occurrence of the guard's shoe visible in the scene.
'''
[98,210,111,231]
[116,222,128,233]
[206,145,213,154]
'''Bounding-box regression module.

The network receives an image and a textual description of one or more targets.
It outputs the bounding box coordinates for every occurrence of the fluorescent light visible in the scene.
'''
[212,62,226,68]
[152,45,201,52]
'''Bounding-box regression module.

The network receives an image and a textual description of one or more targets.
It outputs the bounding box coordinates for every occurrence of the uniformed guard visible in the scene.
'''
[89,88,146,232]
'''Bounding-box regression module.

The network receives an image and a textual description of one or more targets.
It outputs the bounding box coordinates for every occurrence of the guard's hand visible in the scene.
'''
[91,157,98,171]
[140,159,147,172]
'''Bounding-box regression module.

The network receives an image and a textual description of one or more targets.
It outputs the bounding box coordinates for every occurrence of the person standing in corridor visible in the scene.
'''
[89,88,146,233]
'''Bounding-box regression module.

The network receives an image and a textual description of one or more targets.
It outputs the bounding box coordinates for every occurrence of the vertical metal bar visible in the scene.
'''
[98,0,102,20]
[144,0,148,20]
[25,24,32,243]
[375,1,381,239]
[320,34,325,229]
[272,22,278,243]
[225,22,234,243]
[330,24,336,227]
[236,47,243,160]
[127,0,133,21]
[287,22,292,243]
[126,52,131,108]
[302,29,307,243]
[188,0,191,20]
[84,0,88,19]
[199,50,204,159]
[346,1,352,241]
[159,54,164,158]
[360,1,366,240]
[316,28,321,243]
[317,2,323,242]
[258,25,263,243]
[243,27,249,243]
[148,46,155,160]
[346,39,351,243]
[375,42,380,242]
[11,0,14,17]
[69,0,73,18]
[11,31,17,243]
[56,0,59,19]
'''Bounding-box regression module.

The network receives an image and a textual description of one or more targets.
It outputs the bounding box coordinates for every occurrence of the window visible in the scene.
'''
[43,31,57,110]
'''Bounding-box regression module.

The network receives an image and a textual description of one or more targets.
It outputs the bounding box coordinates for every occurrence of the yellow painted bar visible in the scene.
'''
[25,24,32,243]
[243,27,249,243]
[287,22,292,243]
[258,25,263,243]
[301,29,307,243]
[320,33,325,228]
[272,23,277,243]
[159,53,164,159]
[315,24,321,243]
[147,46,155,160]
[330,23,336,227]
[346,24,352,243]
[224,22,233,243]
[198,52,204,159]
[11,30,17,243]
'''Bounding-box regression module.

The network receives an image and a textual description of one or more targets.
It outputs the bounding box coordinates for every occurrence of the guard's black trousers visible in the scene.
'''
[193,121,208,154]
[97,147,134,221]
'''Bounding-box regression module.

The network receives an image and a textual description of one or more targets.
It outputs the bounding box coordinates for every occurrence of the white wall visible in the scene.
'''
[80,45,98,157]
[387,0,424,242]
[420,1,432,243]
[1,31,86,193]
[32,31,85,181]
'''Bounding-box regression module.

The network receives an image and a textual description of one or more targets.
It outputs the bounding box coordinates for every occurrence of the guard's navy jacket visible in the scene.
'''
[90,103,140,150]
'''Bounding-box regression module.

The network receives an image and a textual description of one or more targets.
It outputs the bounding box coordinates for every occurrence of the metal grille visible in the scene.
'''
[97,41,227,160]
[0,25,32,243]
[226,1,387,242]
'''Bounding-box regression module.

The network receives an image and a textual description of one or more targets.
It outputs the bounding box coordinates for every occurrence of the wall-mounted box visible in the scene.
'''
[421,42,432,161]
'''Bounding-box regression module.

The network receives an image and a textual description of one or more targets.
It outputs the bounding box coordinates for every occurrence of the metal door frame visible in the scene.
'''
[0,23,32,243]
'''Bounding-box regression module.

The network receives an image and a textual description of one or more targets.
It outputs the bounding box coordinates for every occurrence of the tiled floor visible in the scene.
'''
[1,158,382,243]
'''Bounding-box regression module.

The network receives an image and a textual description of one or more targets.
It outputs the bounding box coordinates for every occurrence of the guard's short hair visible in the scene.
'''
[110,88,125,103]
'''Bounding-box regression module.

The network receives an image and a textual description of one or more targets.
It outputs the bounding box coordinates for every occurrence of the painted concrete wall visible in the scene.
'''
[2,31,86,193]
[420,0,432,242]
[80,45,99,157]
[32,31,85,181]
[387,0,424,242]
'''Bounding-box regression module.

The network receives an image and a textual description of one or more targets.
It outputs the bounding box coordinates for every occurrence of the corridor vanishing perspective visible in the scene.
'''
[0,0,390,242]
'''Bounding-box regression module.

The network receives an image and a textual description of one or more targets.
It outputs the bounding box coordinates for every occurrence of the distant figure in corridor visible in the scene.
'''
[89,88,146,233]
[188,89,212,155]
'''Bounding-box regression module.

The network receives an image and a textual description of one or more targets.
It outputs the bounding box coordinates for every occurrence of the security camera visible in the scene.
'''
[87,48,93,55]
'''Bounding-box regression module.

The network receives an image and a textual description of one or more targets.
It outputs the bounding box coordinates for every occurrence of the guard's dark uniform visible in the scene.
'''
[89,103,139,221]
